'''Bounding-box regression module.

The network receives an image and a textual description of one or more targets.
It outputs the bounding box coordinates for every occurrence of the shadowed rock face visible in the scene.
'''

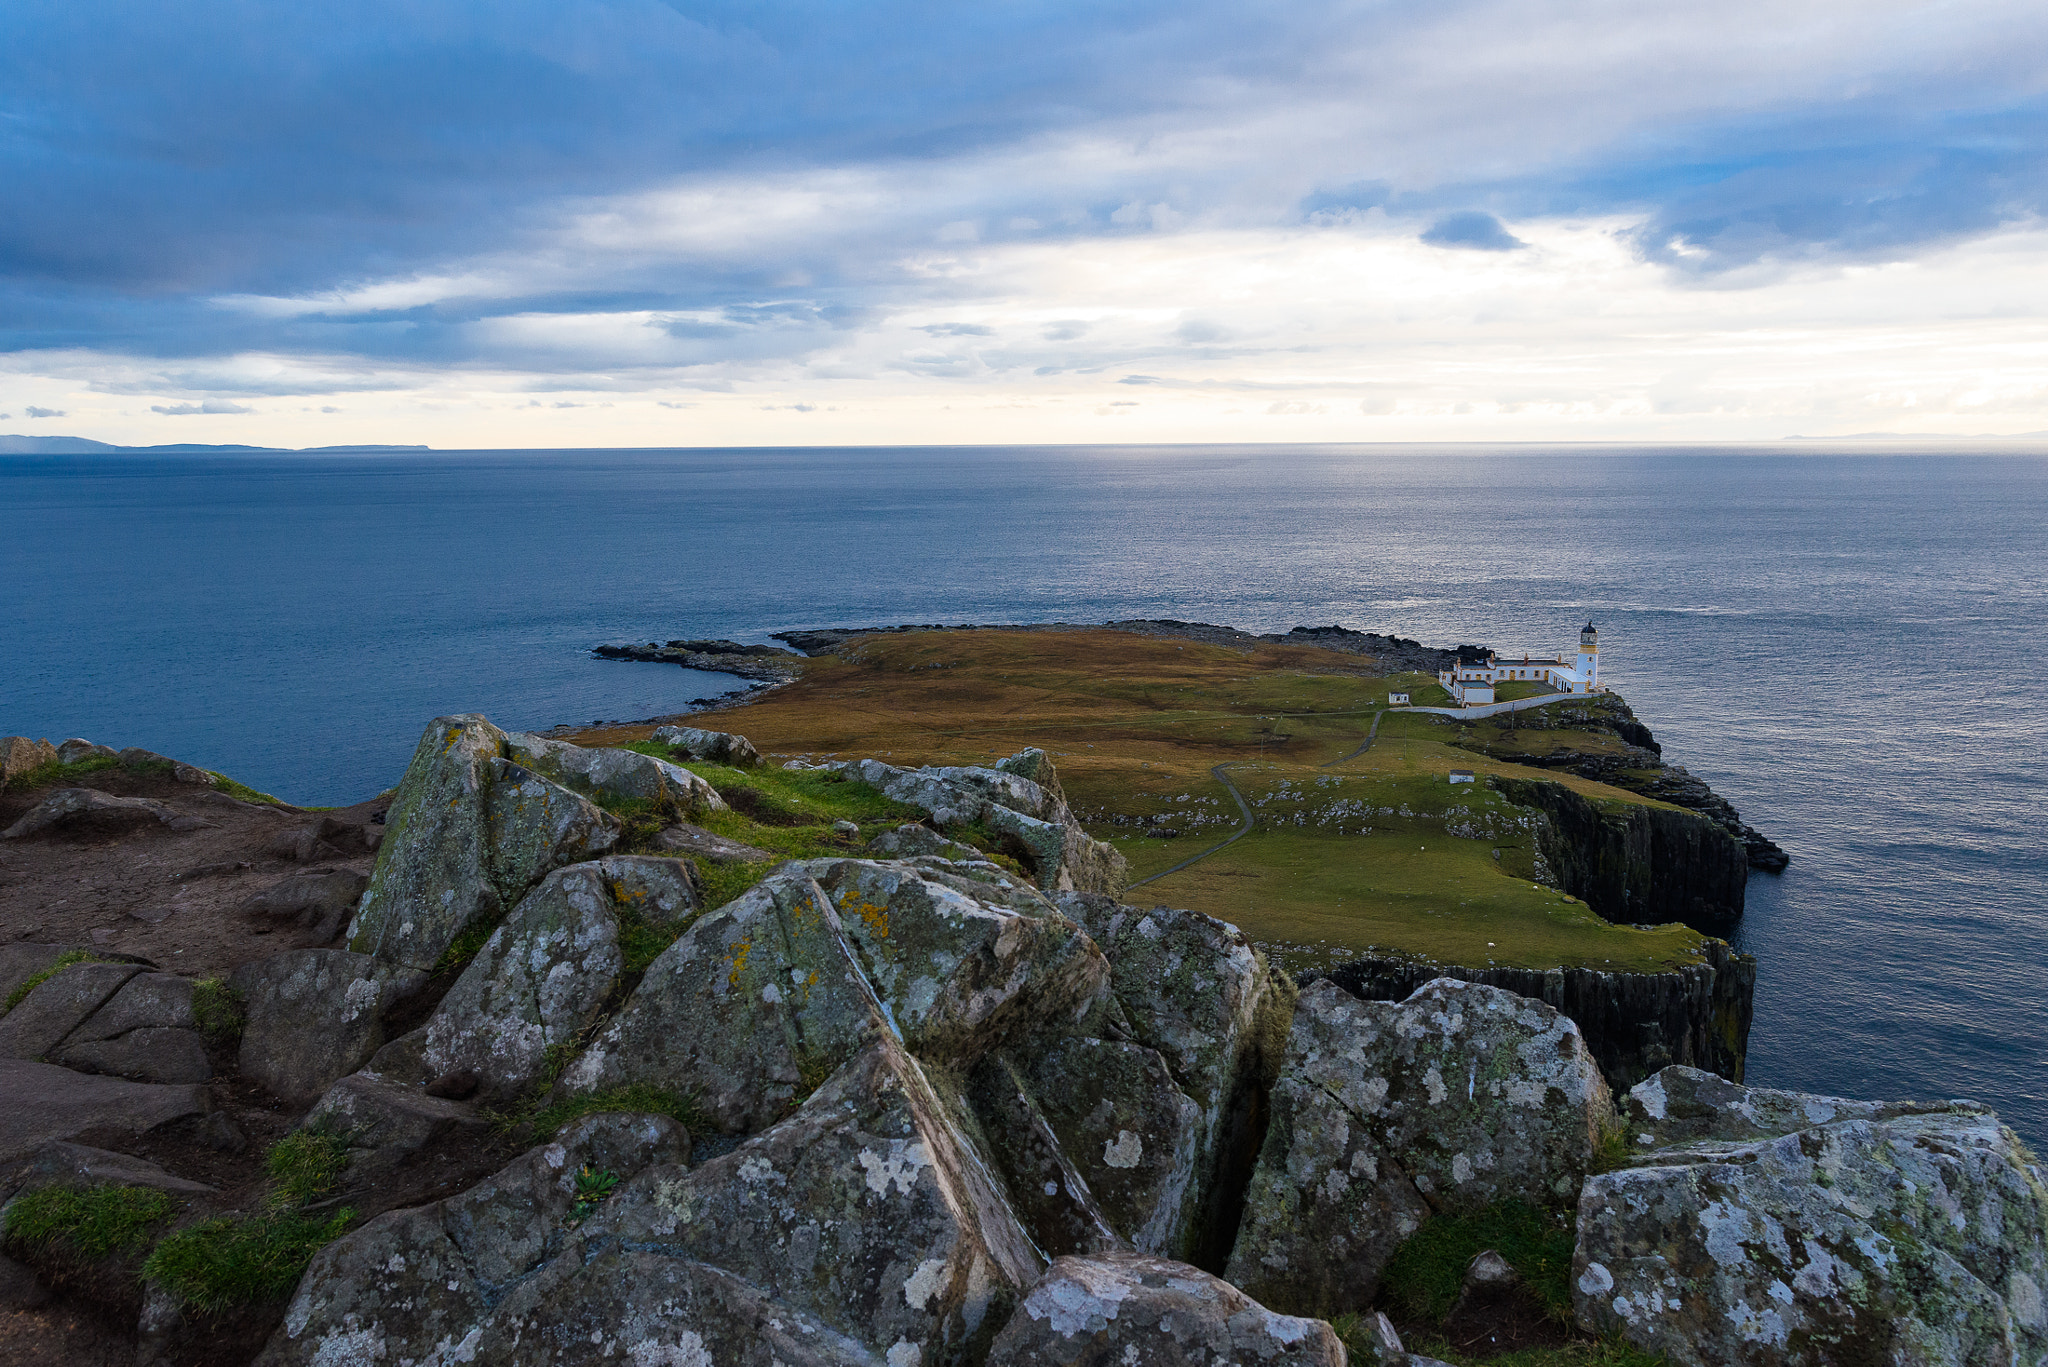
[230,948,424,1105]
[259,1112,690,1367]
[559,859,1108,1136]
[1575,1066,2048,1367]
[1226,978,1613,1317]
[987,1251,1344,1367]
[419,855,699,1103]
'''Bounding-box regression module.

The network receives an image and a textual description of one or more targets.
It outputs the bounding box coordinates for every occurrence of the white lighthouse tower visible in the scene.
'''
[1576,621,1599,690]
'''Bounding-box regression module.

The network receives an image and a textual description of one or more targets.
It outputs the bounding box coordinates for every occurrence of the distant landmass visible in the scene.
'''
[0,434,429,454]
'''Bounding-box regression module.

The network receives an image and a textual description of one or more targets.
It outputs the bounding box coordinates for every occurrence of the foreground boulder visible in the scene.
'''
[1575,1066,2048,1367]
[987,1251,1344,1367]
[1059,895,1298,1265]
[651,723,762,767]
[491,1034,1042,1366]
[346,714,620,971]
[560,859,1107,1135]
[420,855,700,1102]
[261,1111,689,1367]
[1227,978,1613,1317]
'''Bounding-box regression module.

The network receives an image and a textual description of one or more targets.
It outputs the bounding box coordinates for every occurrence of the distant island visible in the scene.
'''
[0,434,429,454]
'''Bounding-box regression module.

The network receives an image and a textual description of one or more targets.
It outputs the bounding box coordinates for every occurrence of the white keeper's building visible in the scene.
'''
[1438,622,1603,706]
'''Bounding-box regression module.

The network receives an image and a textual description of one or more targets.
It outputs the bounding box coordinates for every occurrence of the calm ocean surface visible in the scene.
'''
[5,444,2045,1144]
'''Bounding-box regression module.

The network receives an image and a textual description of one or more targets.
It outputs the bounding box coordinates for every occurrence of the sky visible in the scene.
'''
[4,0,2048,447]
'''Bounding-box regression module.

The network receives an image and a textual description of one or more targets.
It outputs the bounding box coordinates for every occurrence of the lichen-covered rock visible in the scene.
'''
[1574,1067,2048,1367]
[1226,978,1613,1317]
[651,724,762,768]
[230,949,424,1104]
[487,1034,1043,1367]
[347,715,619,971]
[1023,1034,1205,1254]
[0,961,143,1058]
[504,731,726,814]
[986,1251,1344,1367]
[562,860,1108,1136]
[835,757,1125,896]
[1059,895,1298,1263]
[422,856,699,1103]
[259,1111,687,1367]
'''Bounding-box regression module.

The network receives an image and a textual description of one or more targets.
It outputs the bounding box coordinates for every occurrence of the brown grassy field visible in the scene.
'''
[574,628,1706,975]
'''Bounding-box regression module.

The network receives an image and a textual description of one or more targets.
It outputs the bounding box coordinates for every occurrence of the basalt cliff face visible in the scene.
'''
[2,718,2040,1367]
[1305,938,1754,1096]
[1494,775,1751,937]
[1458,695,1788,874]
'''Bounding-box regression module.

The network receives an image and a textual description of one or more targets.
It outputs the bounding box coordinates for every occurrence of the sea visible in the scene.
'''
[5,443,2045,1148]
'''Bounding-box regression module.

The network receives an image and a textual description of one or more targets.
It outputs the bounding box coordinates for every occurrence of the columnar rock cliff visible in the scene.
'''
[1308,938,1754,1095]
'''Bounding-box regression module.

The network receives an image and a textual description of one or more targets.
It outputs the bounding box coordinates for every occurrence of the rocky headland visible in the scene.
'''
[1,632,2037,1367]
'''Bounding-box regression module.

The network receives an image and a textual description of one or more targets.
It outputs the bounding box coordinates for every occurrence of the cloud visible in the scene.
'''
[151,399,251,415]
[1420,212,1526,252]
[4,0,2048,441]
[24,405,65,417]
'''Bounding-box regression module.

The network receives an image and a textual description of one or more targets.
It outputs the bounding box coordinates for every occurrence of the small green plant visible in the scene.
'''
[571,1165,619,1221]
[2,1184,180,1260]
[265,1130,351,1209]
[190,977,244,1044]
[1590,1118,1632,1175]
[1379,1199,1577,1326]
[612,892,700,973]
[519,1083,710,1138]
[142,1209,353,1312]
[435,920,500,974]
[693,858,778,911]
[4,950,101,1014]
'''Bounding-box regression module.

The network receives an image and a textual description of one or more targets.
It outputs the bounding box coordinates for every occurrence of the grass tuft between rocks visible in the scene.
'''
[3,949,103,1014]
[3,1184,181,1260]
[142,1209,354,1314]
[264,1130,351,1209]
[519,1083,711,1139]
[136,1131,357,1313]
[207,771,290,806]
[191,977,244,1044]
[1379,1199,1577,1325]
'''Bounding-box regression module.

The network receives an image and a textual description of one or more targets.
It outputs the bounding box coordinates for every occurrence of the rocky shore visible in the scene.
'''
[0,711,2039,1367]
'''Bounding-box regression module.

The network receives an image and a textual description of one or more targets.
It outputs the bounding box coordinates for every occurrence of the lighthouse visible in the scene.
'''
[1576,621,1599,689]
